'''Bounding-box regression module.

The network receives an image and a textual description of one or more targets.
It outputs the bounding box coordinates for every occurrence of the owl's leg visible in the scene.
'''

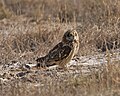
[72,55,80,62]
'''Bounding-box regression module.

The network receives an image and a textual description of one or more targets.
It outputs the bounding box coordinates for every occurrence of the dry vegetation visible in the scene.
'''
[0,0,120,96]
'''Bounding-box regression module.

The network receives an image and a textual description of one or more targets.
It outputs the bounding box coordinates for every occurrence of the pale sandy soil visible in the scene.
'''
[0,49,119,83]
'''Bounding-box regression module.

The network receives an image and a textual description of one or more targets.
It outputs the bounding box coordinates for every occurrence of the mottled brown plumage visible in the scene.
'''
[36,29,79,70]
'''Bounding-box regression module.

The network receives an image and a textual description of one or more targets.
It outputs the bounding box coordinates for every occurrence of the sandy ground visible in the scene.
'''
[0,49,119,84]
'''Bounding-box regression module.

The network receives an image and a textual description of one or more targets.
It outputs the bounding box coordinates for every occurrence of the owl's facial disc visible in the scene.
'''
[66,33,74,42]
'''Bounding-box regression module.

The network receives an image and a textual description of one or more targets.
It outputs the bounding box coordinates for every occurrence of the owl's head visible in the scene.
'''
[62,29,79,43]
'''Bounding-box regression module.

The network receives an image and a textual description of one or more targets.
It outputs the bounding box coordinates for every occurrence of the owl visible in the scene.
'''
[36,29,79,70]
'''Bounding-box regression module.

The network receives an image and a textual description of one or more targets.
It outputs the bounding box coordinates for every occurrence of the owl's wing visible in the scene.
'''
[36,42,64,67]
[47,42,72,62]
[36,42,72,67]
[36,42,63,62]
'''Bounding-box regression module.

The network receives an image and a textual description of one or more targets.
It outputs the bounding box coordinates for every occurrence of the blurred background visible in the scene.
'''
[0,0,120,24]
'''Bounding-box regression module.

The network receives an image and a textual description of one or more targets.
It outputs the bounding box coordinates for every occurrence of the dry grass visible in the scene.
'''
[0,61,120,96]
[0,0,120,96]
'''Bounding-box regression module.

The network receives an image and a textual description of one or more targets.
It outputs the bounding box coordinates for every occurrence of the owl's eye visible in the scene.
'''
[67,33,73,37]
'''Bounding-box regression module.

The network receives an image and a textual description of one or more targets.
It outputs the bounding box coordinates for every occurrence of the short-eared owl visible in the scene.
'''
[36,29,79,70]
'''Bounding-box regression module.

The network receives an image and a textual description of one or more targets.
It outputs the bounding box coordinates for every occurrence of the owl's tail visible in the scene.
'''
[36,56,56,68]
[36,56,47,68]
[22,57,56,70]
